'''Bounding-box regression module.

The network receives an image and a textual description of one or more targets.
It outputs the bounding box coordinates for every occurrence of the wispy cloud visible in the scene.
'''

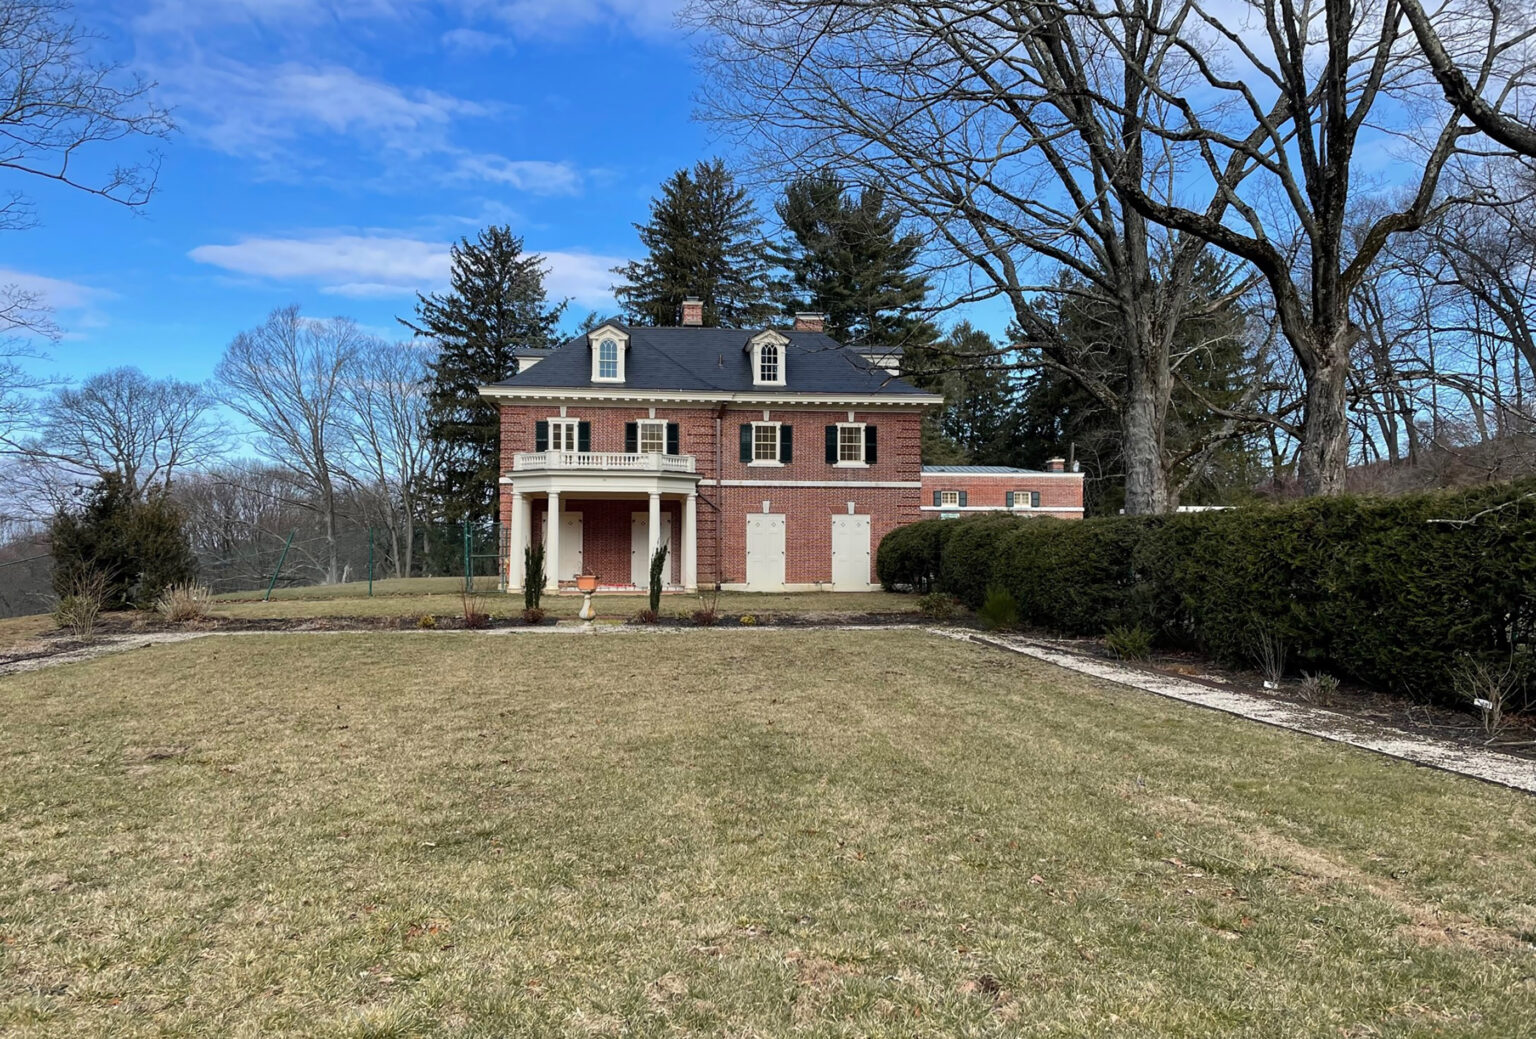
[449,155,582,194]
[0,268,105,311]
[189,233,624,306]
[441,27,514,54]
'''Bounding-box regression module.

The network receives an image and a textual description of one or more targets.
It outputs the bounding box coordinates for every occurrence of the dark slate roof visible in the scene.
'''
[492,325,932,396]
[923,465,1055,475]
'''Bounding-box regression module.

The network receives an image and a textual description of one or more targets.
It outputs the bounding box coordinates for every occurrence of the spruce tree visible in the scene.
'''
[613,159,774,327]
[773,173,937,348]
[402,227,565,526]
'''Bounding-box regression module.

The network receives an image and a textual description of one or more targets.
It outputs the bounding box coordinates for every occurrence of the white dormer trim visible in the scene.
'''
[588,323,629,384]
[746,330,789,387]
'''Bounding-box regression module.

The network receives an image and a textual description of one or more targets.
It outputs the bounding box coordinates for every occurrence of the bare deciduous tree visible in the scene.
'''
[693,0,1277,512]
[26,366,223,496]
[0,0,173,231]
[340,338,438,578]
[214,306,361,584]
[1104,0,1533,494]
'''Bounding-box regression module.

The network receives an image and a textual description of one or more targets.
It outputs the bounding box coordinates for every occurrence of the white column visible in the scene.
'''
[648,491,662,584]
[683,491,698,592]
[545,491,561,592]
[508,490,526,590]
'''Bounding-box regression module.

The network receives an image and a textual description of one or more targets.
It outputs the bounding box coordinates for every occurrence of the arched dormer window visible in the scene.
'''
[758,341,780,384]
[746,330,788,387]
[588,323,629,383]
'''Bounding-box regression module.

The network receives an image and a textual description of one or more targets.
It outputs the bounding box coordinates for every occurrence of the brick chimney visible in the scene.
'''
[680,296,703,326]
[793,312,824,333]
[1046,457,1066,473]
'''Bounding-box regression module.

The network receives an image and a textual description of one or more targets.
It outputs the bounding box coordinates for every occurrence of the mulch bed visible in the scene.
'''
[1033,633,1536,763]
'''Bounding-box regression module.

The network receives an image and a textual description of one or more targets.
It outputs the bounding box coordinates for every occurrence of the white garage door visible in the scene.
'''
[630,513,674,587]
[744,514,786,590]
[830,514,872,590]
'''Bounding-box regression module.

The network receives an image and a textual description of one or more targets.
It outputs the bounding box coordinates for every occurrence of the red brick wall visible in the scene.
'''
[500,402,925,586]
[919,472,1084,517]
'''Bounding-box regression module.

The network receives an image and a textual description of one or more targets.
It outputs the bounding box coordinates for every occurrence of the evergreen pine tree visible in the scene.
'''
[613,159,774,327]
[773,173,937,348]
[402,227,565,526]
[906,323,1028,465]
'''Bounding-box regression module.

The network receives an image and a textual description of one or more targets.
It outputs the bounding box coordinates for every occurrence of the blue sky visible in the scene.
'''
[8,0,717,386]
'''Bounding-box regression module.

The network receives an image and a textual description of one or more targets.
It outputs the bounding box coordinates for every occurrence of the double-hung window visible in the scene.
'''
[940,490,960,507]
[838,423,865,464]
[758,342,780,384]
[753,422,780,462]
[637,420,666,454]
[1011,490,1041,509]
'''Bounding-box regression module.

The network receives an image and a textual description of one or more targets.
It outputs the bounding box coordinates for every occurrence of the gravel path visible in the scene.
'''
[955,630,1536,794]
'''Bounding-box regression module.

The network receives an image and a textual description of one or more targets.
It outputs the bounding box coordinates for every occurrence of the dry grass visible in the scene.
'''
[3,630,1535,1037]
[209,584,919,622]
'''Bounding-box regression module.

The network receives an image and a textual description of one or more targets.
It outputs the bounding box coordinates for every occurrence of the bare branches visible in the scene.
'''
[0,0,173,229]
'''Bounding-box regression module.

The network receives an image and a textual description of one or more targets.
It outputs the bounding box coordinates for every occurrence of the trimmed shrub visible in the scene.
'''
[878,480,1536,710]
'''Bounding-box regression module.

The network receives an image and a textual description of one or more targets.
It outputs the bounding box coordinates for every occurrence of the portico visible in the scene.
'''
[503,451,701,592]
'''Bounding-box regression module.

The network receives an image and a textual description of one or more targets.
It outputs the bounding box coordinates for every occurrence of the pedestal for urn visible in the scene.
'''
[576,572,598,623]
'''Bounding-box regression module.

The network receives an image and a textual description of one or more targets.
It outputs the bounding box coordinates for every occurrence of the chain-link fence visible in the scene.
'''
[0,522,508,618]
[196,521,505,596]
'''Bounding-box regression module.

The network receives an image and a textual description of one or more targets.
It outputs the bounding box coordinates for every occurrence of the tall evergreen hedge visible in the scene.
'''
[877,481,1536,707]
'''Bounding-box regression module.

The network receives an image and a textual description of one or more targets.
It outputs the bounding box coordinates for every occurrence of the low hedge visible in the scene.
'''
[877,481,1536,707]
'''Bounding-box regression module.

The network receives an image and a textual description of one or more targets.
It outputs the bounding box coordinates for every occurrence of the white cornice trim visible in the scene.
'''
[704,479,922,489]
[920,471,1086,481]
[478,385,944,408]
[919,505,1084,513]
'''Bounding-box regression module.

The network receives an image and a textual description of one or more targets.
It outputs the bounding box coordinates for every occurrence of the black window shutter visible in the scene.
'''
[578,422,591,453]
[666,423,680,455]
[933,490,941,507]
[959,491,968,507]
[624,422,637,453]
[779,424,793,462]
[825,426,838,463]
[534,420,548,452]
[865,425,877,464]
[1032,491,1041,508]
[740,424,753,462]
[1006,491,1015,508]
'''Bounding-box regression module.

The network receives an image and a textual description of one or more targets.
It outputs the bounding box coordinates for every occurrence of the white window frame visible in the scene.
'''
[548,418,580,453]
[750,421,782,465]
[749,332,788,387]
[637,419,667,455]
[758,341,781,385]
[1013,490,1034,509]
[589,330,628,384]
[835,422,867,466]
[939,489,961,507]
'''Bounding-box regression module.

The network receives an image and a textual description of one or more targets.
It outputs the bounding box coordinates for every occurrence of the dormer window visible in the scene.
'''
[588,323,629,383]
[758,341,780,384]
[746,330,788,387]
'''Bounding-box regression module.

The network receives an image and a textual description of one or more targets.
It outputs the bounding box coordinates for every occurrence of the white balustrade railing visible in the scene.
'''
[513,451,697,474]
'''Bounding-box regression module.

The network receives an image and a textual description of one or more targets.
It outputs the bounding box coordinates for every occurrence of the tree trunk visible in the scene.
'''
[1297,345,1352,496]
[1122,338,1172,514]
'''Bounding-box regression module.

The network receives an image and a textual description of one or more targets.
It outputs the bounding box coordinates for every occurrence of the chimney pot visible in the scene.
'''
[1046,457,1066,473]
[793,312,825,333]
[680,296,703,327]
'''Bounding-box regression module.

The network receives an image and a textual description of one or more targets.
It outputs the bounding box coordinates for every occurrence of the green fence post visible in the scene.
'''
[264,530,295,602]
[463,520,472,593]
[368,526,374,597]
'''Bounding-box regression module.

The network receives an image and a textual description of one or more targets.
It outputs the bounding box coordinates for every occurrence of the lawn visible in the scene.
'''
[208,582,920,622]
[3,629,1534,1037]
